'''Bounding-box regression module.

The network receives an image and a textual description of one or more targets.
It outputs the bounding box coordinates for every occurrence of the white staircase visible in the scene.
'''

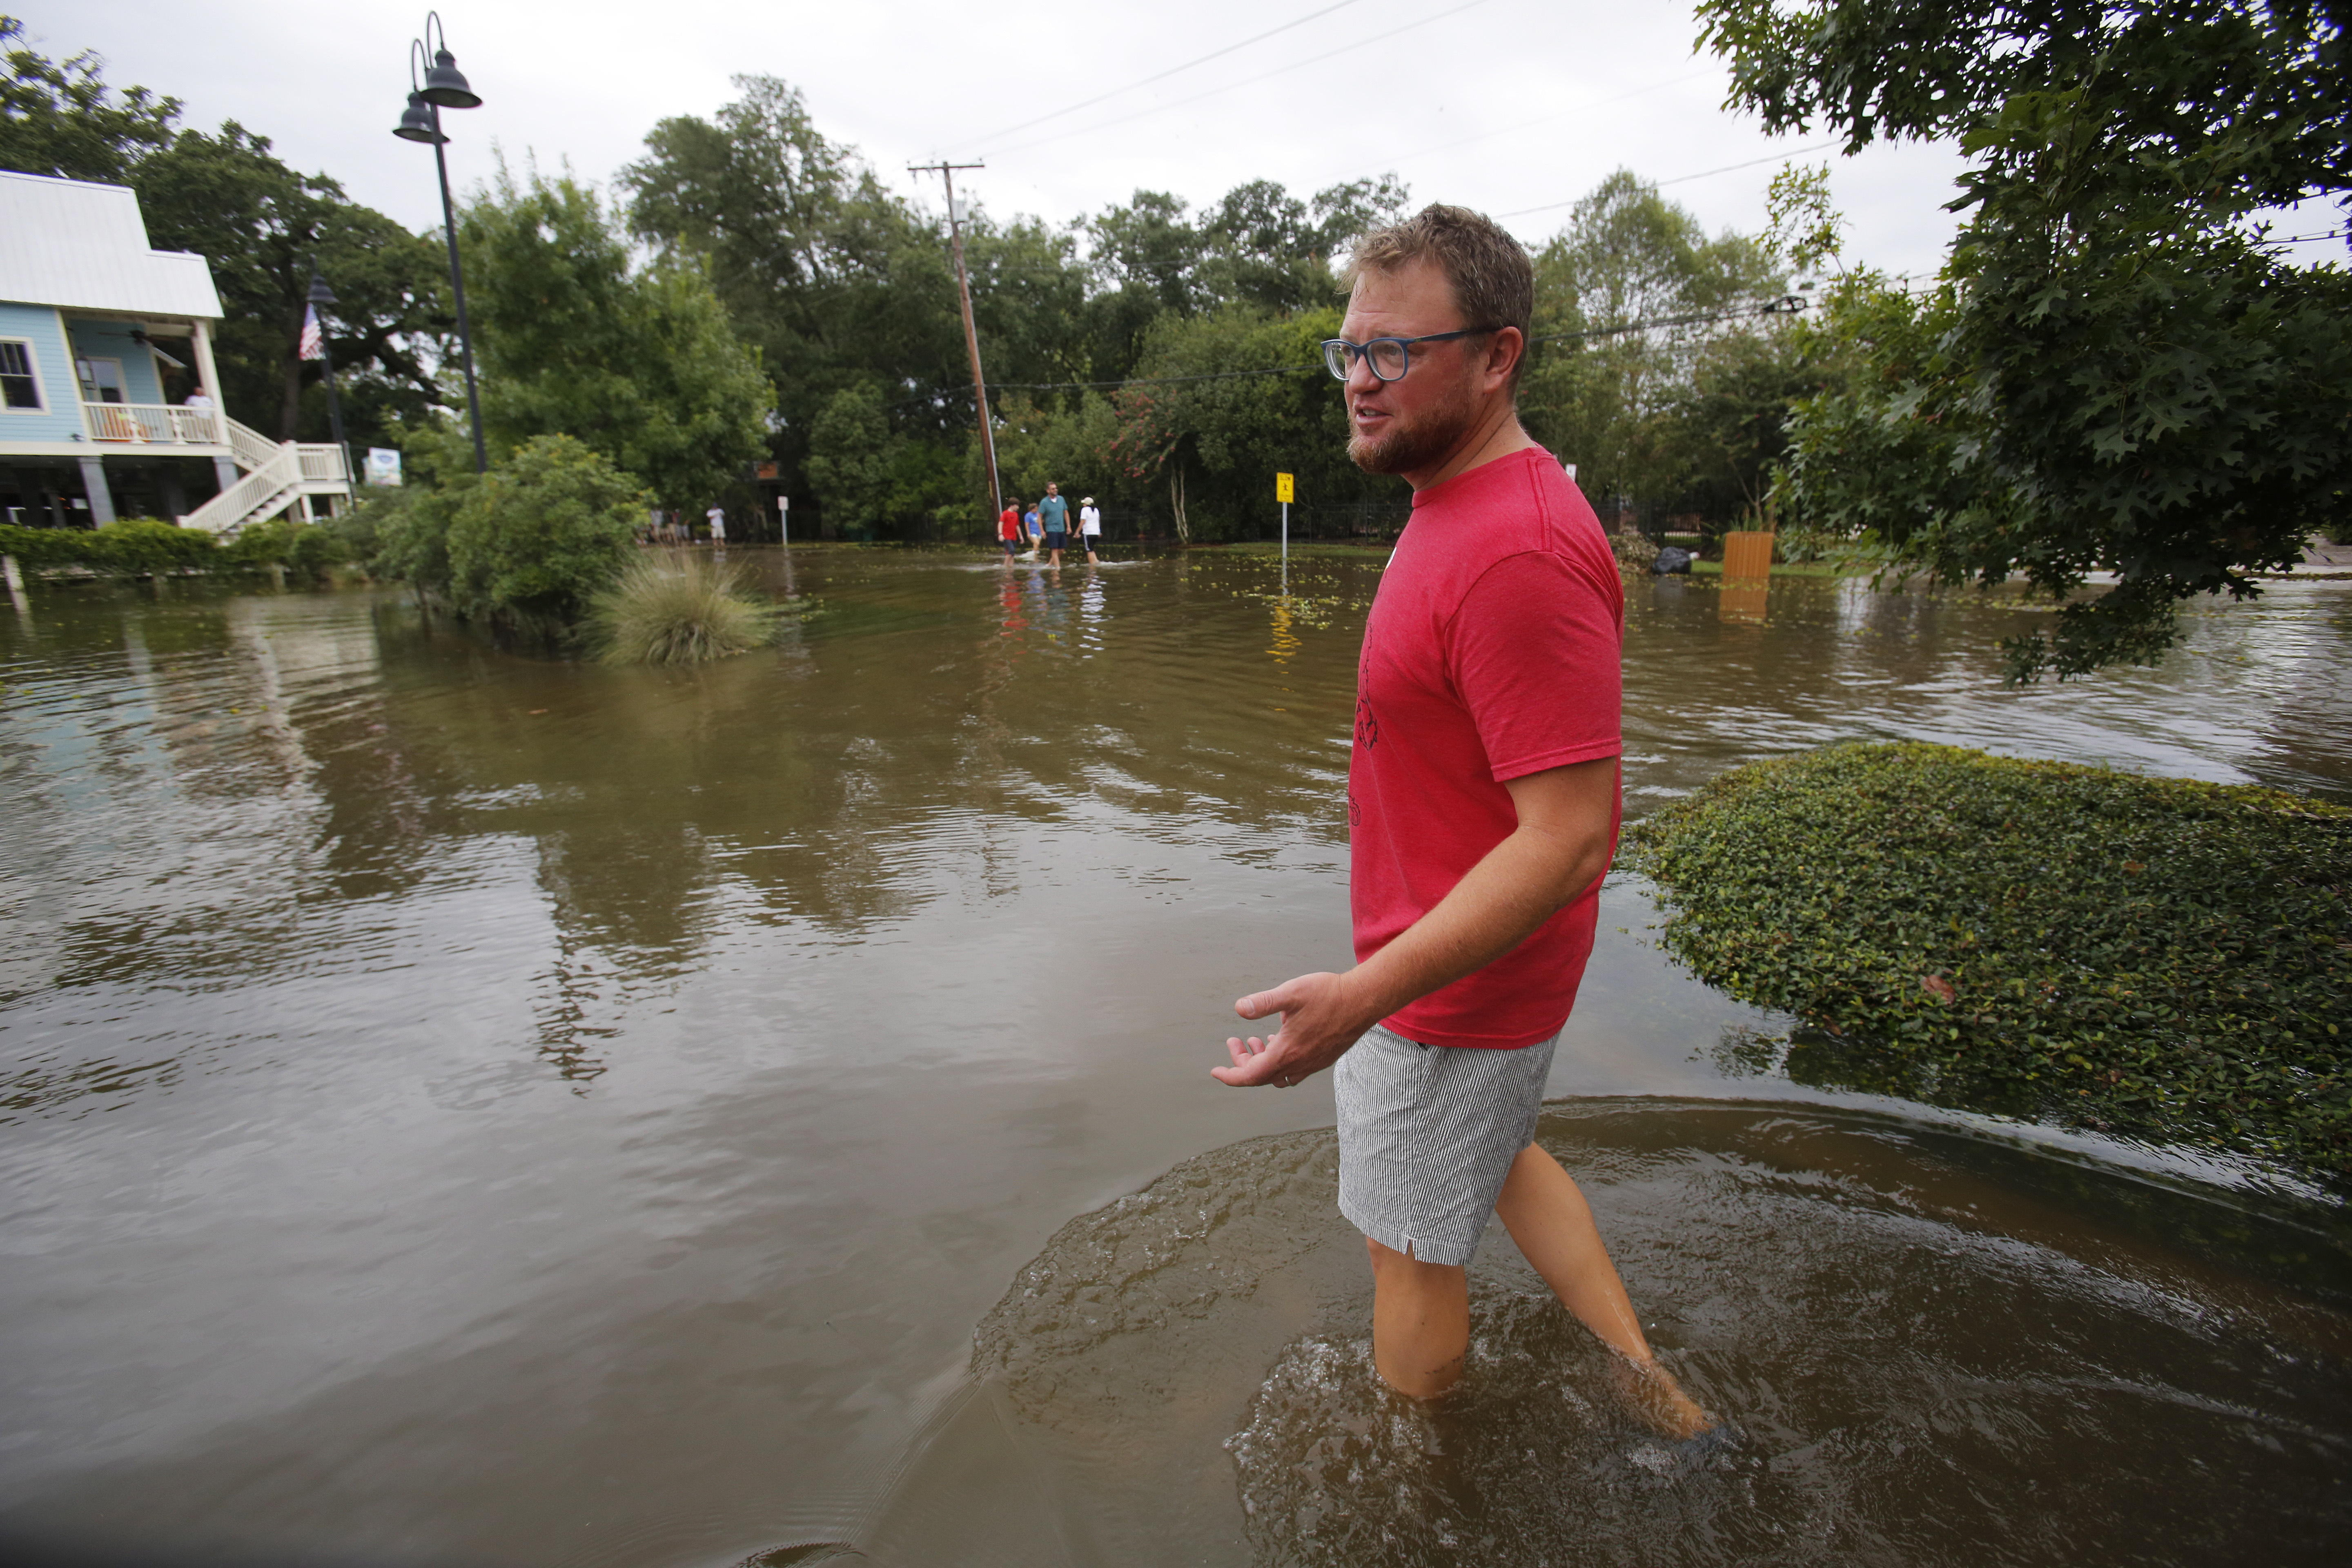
[179,417,354,537]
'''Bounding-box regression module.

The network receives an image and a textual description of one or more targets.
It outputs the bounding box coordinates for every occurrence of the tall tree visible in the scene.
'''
[1656,321,1839,532]
[461,163,772,509]
[1698,0,2352,679]
[622,75,1100,527]
[0,17,176,182]
[1519,171,1786,511]
[1085,190,1208,317]
[624,78,975,508]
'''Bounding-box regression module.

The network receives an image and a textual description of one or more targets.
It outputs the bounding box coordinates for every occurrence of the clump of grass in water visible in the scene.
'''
[1620,741,2352,1178]
[587,555,781,665]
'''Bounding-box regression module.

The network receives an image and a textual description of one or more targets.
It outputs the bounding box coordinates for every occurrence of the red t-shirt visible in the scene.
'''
[1349,446,1624,1049]
[999,507,1020,541]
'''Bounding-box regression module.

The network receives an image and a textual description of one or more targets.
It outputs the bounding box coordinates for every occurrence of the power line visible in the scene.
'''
[970,0,1363,149]
[993,365,1318,392]
[982,0,1495,160]
[1334,65,1719,180]
[1495,140,1843,220]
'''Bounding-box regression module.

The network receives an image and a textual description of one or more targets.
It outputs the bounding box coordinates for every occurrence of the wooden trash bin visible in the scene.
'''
[1721,530,1775,581]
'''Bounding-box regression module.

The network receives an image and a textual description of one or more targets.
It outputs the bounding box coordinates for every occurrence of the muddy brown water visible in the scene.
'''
[2,548,2348,1567]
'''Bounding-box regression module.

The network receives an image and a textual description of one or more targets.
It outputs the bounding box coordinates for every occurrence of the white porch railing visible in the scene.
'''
[296,443,349,483]
[80,402,226,447]
[79,408,346,492]
[226,416,281,473]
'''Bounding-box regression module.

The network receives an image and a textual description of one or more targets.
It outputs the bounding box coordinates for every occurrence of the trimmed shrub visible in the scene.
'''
[1622,742,2352,1176]
[0,523,84,570]
[586,555,779,665]
[0,519,217,575]
[103,519,219,575]
[220,518,296,569]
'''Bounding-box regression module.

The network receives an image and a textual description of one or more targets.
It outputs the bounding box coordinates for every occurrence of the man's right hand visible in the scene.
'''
[1212,970,1376,1088]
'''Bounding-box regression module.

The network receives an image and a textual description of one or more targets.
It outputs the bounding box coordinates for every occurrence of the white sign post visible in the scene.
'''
[1275,472,1294,570]
[778,493,789,546]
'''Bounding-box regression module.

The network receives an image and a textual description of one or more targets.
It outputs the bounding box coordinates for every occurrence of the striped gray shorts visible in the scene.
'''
[1333,1022,1558,1268]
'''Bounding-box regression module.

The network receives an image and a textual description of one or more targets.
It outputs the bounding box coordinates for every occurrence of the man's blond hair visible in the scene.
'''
[1345,204,1534,384]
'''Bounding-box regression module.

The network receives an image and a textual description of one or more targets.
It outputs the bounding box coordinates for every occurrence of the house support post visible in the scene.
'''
[76,456,116,526]
[189,319,226,441]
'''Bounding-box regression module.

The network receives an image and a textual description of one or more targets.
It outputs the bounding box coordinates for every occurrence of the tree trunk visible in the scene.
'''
[1169,464,1189,546]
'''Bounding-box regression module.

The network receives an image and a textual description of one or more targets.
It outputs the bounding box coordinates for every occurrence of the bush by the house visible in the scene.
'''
[1,519,219,576]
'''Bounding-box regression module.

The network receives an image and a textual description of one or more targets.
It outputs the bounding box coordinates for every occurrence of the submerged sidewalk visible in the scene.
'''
[2267,536,2352,578]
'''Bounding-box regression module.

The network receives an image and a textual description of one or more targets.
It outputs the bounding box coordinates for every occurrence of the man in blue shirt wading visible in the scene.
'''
[1038,483,1071,567]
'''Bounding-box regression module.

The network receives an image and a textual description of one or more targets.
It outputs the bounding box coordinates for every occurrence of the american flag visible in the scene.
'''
[298,305,324,362]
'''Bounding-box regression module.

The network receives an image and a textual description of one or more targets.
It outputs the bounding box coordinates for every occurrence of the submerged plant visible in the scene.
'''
[586,554,781,665]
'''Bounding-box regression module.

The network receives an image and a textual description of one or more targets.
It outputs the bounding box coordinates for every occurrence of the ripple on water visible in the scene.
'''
[962,1101,2352,1567]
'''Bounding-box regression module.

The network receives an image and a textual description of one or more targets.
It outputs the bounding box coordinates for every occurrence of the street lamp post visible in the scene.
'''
[305,264,352,489]
[392,12,487,474]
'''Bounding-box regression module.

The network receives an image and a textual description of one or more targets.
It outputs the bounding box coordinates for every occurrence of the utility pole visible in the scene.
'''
[909,160,1001,526]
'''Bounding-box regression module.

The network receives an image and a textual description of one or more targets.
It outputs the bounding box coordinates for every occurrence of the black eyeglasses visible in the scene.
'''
[1321,327,1500,383]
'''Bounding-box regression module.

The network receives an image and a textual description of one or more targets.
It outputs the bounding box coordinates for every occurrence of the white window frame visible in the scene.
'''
[74,354,128,405]
[0,338,46,414]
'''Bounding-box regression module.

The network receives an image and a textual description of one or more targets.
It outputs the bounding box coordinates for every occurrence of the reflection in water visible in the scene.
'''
[1267,593,1300,666]
[1,554,2348,1566]
[1717,579,1770,625]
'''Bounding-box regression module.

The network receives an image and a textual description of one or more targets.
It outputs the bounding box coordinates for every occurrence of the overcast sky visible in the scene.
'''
[27,0,1985,276]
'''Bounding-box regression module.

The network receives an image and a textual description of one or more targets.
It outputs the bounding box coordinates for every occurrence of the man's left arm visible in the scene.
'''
[1212,754,1617,1086]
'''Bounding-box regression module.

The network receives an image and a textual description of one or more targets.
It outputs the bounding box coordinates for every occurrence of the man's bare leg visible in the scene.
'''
[1493,1143,1711,1436]
[1367,1237,1468,1399]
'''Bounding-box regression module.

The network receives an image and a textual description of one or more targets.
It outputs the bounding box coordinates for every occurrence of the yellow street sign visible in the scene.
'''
[1275,472,1294,503]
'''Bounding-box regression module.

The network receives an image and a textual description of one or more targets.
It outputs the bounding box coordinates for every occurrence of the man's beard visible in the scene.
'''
[1347,374,1481,475]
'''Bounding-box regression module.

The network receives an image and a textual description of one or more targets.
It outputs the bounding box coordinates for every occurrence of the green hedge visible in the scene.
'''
[0,519,219,575]
[0,517,359,579]
[1621,742,2351,1177]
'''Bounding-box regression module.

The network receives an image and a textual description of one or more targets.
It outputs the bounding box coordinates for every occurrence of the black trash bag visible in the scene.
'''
[1653,546,1693,575]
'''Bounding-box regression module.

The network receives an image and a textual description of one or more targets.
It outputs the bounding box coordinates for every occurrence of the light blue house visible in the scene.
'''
[0,170,350,533]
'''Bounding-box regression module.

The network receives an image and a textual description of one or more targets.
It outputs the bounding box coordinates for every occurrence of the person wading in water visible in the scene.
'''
[1213,204,1710,1436]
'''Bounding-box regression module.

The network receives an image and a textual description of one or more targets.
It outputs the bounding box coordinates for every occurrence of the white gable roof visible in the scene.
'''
[0,170,223,319]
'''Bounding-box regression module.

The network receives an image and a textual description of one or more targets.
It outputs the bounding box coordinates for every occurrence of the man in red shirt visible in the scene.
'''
[1214,205,1708,1434]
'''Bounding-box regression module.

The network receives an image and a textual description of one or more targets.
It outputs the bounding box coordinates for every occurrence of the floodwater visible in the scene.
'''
[2,548,2347,1567]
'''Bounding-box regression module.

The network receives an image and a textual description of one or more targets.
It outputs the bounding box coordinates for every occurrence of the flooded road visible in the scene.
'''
[2,549,2347,1566]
